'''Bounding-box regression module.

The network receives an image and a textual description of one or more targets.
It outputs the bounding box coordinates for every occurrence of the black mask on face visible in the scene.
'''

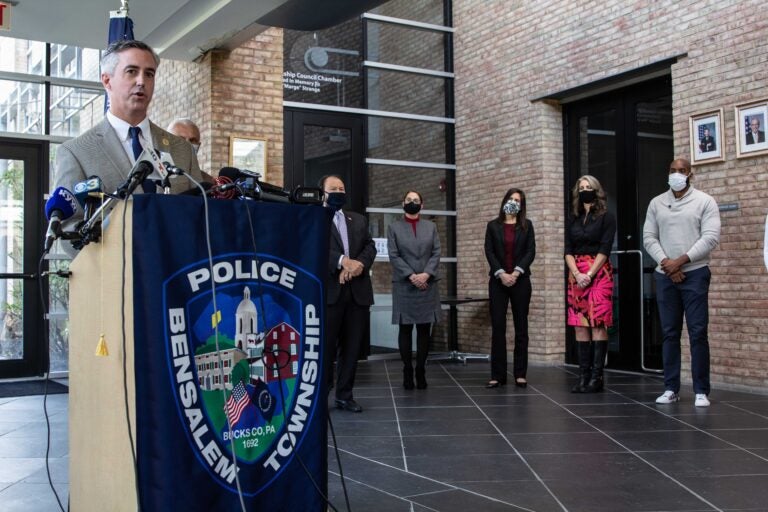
[325,192,346,211]
[403,202,422,215]
[579,190,597,204]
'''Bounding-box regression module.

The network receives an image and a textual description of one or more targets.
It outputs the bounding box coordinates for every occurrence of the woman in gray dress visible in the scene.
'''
[387,190,441,389]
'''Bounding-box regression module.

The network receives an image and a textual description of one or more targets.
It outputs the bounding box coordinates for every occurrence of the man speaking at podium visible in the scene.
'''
[52,40,205,212]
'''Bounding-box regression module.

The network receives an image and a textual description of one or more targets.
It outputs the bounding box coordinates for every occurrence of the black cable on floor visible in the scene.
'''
[327,408,353,511]
[38,251,66,512]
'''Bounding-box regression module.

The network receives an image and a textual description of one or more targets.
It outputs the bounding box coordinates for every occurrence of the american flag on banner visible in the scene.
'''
[105,2,135,112]
[224,380,250,426]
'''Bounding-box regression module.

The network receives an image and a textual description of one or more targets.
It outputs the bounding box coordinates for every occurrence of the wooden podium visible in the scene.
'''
[68,201,138,511]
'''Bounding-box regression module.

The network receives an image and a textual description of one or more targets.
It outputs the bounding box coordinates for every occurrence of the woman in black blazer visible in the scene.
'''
[484,188,536,388]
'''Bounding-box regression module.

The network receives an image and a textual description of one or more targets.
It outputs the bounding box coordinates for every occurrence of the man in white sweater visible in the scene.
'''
[643,158,720,407]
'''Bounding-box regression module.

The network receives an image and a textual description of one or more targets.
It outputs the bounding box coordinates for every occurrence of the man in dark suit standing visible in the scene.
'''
[52,40,205,228]
[746,117,765,145]
[322,175,376,412]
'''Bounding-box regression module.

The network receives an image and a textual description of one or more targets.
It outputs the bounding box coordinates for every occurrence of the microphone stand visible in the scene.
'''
[77,161,155,247]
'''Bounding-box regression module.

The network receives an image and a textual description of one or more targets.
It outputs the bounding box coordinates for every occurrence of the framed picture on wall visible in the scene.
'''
[735,100,768,158]
[689,109,724,165]
[229,136,267,178]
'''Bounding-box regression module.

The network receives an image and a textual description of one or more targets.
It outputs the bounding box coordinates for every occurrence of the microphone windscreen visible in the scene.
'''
[45,187,78,220]
[218,167,242,181]
[73,176,103,207]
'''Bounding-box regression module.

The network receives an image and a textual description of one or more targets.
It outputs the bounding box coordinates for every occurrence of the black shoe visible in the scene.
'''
[485,380,503,389]
[335,399,363,412]
[515,378,527,388]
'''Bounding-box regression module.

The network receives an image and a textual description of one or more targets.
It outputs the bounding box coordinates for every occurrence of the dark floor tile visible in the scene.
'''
[709,429,768,449]
[679,474,768,511]
[403,434,513,457]
[400,418,499,436]
[670,412,768,430]
[505,432,624,454]
[327,477,437,512]
[586,413,693,432]
[329,435,406,459]
[527,451,669,480]
[396,405,482,421]
[459,480,567,512]
[327,450,451,497]
[564,402,659,417]
[721,400,768,416]
[540,470,715,512]
[609,429,734,452]
[494,414,595,435]
[406,453,531,483]
[639,448,768,477]
[328,419,401,437]
[412,487,549,512]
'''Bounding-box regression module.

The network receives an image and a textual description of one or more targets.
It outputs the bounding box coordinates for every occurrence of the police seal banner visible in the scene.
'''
[131,195,329,511]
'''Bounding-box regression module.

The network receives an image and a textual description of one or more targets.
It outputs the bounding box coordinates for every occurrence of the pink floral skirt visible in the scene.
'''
[567,255,614,327]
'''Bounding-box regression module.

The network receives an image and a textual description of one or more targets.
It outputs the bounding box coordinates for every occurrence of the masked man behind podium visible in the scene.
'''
[322,175,376,413]
[52,40,204,227]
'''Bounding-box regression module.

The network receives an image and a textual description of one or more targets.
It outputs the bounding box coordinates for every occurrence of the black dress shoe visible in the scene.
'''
[515,378,527,388]
[485,380,503,389]
[335,399,363,412]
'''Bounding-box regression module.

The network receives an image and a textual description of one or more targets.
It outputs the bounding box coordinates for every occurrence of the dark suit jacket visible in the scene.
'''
[746,130,765,144]
[484,219,536,277]
[327,210,377,306]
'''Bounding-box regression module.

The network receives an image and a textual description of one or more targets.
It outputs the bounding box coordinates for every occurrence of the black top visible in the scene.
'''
[484,219,536,277]
[564,210,616,257]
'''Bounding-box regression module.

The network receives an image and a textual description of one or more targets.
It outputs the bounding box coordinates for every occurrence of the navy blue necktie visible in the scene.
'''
[128,126,156,193]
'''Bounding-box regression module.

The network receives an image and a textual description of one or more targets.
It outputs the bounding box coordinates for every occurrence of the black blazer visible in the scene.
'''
[484,219,536,277]
[326,210,377,306]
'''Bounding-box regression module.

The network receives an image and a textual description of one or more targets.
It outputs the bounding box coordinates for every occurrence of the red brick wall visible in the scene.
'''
[454,0,768,389]
[152,28,283,183]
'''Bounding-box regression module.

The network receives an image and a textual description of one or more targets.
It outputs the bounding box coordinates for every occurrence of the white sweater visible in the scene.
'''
[643,186,720,273]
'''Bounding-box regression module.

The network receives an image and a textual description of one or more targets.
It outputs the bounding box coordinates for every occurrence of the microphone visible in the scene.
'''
[73,175,103,223]
[44,187,78,252]
[115,159,155,199]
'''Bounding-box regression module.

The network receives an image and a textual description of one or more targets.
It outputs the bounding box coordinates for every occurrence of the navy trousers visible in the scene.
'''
[654,266,711,395]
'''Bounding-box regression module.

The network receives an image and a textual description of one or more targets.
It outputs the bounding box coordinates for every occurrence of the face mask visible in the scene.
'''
[579,190,597,204]
[503,200,520,215]
[325,192,346,211]
[191,143,200,155]
[403,202,422,215]
[668,172,688,192]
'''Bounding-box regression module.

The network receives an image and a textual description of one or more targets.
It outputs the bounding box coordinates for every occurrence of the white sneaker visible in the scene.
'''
[694,394,710,407]
[655,390,679,404]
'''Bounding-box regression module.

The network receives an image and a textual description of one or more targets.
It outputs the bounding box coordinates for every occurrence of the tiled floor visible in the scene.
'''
[2,363,768,511]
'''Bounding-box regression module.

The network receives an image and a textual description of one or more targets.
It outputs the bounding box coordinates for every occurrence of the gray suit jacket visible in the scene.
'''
[51,118,205,255]
[53,118,203,200]
[387,218,441,324]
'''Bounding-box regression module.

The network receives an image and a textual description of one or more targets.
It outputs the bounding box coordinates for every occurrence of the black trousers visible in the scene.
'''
[325,286,369,401]
[488,276,531,383]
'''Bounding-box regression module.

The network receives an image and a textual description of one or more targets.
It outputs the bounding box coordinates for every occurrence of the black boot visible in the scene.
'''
[398,326,415,390]
[586,340,607,393]
[403,366,414,390]
[415,325,430,389]
[571,342,592,393]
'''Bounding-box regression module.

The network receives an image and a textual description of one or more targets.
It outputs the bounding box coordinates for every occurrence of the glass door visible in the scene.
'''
[0,138,47,378]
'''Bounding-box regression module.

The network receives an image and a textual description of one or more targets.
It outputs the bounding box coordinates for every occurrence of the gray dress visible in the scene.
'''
[387,218,441,324]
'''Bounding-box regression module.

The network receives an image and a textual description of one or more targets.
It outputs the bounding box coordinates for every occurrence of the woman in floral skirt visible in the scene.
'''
[564,175,616,393]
